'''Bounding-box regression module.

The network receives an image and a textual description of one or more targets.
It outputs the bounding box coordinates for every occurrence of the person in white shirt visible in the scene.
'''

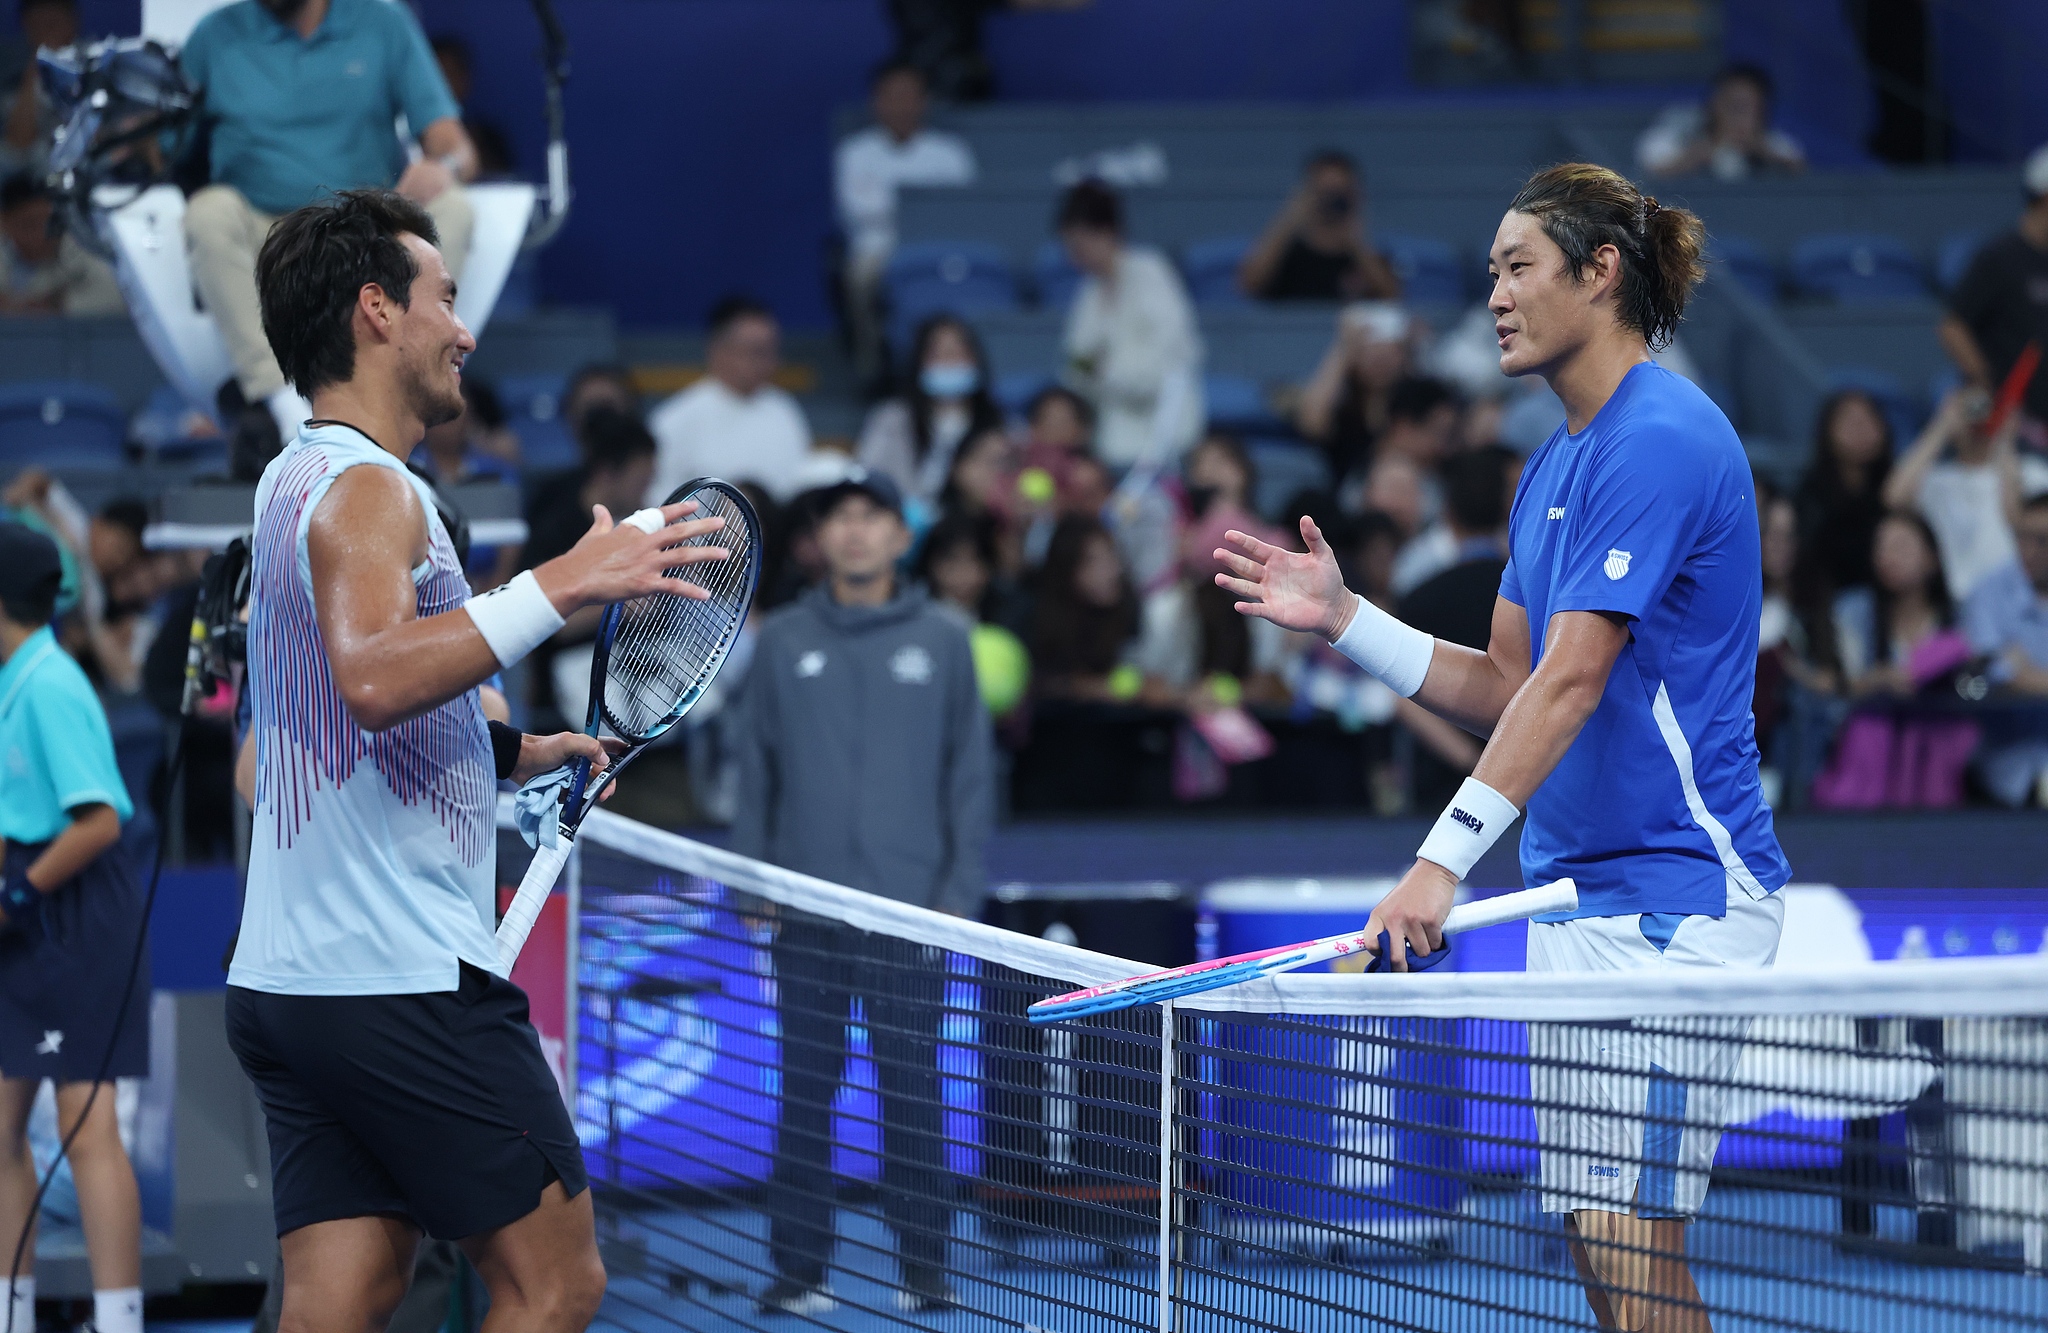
[1638,63,1805,181]
[835,60,977,377]
[1056,179,1205,469]
[1883,385,2023,601]
[647,298,817,505]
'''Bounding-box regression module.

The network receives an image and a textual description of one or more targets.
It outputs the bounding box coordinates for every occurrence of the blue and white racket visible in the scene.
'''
[1027,879,1577,1023]
[496,479,762,967]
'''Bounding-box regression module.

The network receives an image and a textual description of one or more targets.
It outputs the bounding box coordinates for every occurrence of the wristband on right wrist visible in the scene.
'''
[1415,776,1521,882]
[1330,594,1435,698]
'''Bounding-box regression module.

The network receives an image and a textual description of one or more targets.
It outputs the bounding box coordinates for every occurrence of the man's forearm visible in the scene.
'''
[1411,641,1523,737]
[1467,662,1606,807]
[26,804,122,892]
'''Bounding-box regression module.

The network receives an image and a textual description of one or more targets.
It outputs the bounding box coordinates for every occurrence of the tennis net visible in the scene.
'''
[540,810,2048,1333]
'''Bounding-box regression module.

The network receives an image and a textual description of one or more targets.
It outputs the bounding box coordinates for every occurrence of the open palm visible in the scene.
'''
[1213,516,1352,638]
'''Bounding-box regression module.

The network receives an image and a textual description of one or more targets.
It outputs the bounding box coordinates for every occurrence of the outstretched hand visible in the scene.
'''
[1213,515,1357,640]
[542,501,731,612]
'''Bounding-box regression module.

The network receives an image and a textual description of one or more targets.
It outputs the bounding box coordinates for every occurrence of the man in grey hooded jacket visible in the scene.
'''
[732,467,992,1316]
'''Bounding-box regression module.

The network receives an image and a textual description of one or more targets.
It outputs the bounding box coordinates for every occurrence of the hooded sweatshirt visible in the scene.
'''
[731,582,992,916]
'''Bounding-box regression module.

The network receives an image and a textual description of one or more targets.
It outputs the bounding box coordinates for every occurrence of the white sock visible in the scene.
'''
[5,1277,32,1333]
[265,386,312,442]
[91,1286,141,1333]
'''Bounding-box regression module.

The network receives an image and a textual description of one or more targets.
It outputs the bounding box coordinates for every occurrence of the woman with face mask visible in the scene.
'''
[856,313,1005,507]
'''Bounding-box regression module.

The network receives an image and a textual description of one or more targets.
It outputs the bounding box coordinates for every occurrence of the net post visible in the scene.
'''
[565,840,581,1121]
[1157,998,1175,1333]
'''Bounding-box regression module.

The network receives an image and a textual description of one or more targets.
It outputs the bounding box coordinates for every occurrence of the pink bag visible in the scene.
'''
[1811,712,1980,809]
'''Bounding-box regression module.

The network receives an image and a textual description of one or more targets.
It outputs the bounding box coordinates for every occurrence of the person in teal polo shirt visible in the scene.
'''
[181,0,480,444]
[0,523,147,1333]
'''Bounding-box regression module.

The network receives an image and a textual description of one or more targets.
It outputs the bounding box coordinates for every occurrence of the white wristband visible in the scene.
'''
[464,570,565,669]
[1330,594,1435,698]
[1415,776,1521,882]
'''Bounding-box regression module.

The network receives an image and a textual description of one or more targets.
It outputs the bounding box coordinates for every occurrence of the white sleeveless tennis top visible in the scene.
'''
[230,424,499,996]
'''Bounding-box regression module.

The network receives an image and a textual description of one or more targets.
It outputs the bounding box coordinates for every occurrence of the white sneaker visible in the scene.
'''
[757,1279,836,1316]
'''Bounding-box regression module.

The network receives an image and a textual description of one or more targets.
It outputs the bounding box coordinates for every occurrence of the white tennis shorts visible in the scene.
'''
[1528,876,1785,1218]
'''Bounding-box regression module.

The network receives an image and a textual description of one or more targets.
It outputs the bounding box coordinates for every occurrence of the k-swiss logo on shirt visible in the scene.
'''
[1604,549,1632,580]
[1547,507,1567,520]
[890,645,934,685]
[795,650,827,679]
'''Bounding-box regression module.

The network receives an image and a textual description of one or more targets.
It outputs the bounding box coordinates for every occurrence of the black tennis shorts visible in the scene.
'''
[226,962,588,1241]
[0,839,150,1083]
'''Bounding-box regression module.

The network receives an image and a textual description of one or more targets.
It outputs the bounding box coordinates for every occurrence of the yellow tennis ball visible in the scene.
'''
[1107,663,1143,701]
[969,624,1031,716]
[1017,467,1057,505]
[1206,672,1243,707]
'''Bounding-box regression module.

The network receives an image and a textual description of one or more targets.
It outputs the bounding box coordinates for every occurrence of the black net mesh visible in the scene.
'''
[567,836,2048,1333]
[601,482,760,742]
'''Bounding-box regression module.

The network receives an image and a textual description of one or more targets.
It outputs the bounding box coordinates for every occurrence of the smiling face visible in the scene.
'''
[1487,209,1616,380]
[390,233,473,430]
[1872,514,1937,598]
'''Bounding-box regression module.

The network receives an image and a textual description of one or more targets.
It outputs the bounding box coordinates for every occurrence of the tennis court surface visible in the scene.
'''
[551,812,2048,1332]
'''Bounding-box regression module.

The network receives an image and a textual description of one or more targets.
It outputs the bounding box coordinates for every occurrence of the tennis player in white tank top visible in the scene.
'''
[223,189,731,1333]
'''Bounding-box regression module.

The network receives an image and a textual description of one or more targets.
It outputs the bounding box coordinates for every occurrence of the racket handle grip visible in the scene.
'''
[497,837,573,971]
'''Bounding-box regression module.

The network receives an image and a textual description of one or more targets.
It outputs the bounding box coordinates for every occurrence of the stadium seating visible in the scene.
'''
[1707,234,1779,302]
[1789,233,1928,303]
[0,380,128,466]
[1377,232,1466,306]
[496,372,577,473]
[1826,366,1925,444]
[994,369,1055,418]
[884,240,1021,351]
[1179,235,1254,307]
[1031,240,1083,312]
[1202,372,1281,434]
[1937,229,1987,293]
[1244,437,1330,517]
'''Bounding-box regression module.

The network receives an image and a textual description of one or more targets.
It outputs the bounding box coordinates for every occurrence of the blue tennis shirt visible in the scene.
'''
[181,0,459,216]
[1500,363,1789,920]
[0,627,132,846]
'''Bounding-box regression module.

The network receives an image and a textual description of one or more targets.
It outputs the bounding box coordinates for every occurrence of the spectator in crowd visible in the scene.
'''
[1814,512,1979,808]
[0,172,121,315]
[561,363,641,447]
[1883,386,2022,601]
[1795,389,1893,594]
[1029,515,1140,700]
[857,313,1002,505]
[914,512,1030,716]
[411,379,517,487]
[1296,302,1415,483]
[1376,375,1462,474]
[1941,143,2048,427]
[1355,451,1427,547]
[939,427,1013,522]
[733,468,991,1317]
[1,0,74,178]
[885,0,1091,102]
[1963,493,2048,805]
[1237,150,1401,303]
[521,408,657,728]
[1394,445,1511,609]
[648,297,816,504]
[180,0,479,445]
[429,34,514,177]
[835,60,976,379]
[1056,180,1205,468]
[1753,487,1833,802]
[1638,63,1806,180]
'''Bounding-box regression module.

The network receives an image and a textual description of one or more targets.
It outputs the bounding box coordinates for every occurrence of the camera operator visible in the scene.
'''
[1237,149,1401,303]
[180,0,479,446]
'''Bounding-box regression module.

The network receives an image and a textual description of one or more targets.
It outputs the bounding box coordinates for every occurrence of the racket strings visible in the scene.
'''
[603,484,760,740]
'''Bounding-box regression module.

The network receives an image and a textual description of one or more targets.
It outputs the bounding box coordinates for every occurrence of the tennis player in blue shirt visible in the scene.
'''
[1217,163,1789,1331]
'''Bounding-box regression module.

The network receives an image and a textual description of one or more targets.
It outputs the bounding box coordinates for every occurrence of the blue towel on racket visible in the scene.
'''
[513,766,575,850]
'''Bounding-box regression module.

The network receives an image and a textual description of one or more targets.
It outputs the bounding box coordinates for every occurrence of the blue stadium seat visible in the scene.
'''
[886,239,1014,293]
[1790,234,1927,303]
[1936,230,1986,293]
[994,370,1054,419]
[1378,232,1465,306]
[1244,436,1330,520]
[1203,372,1279,434]
[1032,241,1083,312]
[1827,367,1923,446]
[498,372,577,472]
[883,240,1021,349]
[1180,235,1253,307]
[0,380,127,466]
[1707,234,1777,302]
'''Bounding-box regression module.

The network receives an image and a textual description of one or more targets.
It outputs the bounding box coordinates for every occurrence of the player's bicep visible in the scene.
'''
[307,467,427,665]
[1485,596,1532,686]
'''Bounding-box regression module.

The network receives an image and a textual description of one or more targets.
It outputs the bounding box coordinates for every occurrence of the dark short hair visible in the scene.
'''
[870,57,923,90]
[97,497,150,544]
[461,376,505,431]
[1055,179,1122,234]
[915,512,997,583]
[1442,447,1511,534]
[1715,62,1774,103]
[0,172,45,213]
[256,188,440,397]
[430,33,470,65]
[706,295,773,340]
[2021,491,2048,516]
[1387,375,1458,425]
[1507,162,1706,352]
[581,407,656,473]
[1303,148,1359,180]
[1026,384,1095,428]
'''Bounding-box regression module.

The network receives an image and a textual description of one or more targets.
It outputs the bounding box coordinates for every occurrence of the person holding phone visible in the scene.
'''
[1237,150,1402,303]
[1882,385,2025,602]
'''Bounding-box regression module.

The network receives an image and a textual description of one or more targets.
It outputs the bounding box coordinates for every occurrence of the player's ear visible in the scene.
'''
[1586,244,1623,305]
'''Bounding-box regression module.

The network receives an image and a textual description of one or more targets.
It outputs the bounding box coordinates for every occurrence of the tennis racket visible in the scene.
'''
[496,479,763,968]
[1027,879,1576,1023]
